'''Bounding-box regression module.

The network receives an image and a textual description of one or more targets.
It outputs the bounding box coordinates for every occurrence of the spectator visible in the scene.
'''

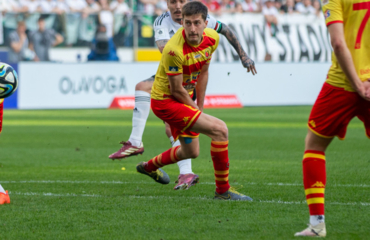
[275,0,282,11]
[55,0,70,13]
[87,24,119,61]
[21,0,40,13]
[66,0,86,12]
[138,0,156,15]
[110,0,131,15]
[98,0,114,37]
[312,0,321,16]
[8,21,37,63]
[219,0,236,14]
[38,0,58,13]
[203,0,221,14]
[154,0,167,15]
[296,0,315,14]
[281,0,296,14]
[234,2,244,13]
[84,0,100,14]
[29,17,64,61]
[262,0,278,36]
[241,0,259,13]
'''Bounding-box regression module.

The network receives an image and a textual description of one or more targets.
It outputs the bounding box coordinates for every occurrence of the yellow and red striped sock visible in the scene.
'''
[303,150,326,215]
[145,146,180,172]
[211,141,230,194]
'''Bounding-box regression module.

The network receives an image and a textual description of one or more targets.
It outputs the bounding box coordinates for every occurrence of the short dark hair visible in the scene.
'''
[182,1,208,21]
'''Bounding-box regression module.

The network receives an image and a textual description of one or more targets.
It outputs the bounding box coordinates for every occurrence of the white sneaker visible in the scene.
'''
[294,222,326,237]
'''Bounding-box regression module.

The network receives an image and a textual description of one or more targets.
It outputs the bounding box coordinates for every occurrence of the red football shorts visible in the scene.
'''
[0,100,3,134]
[151,98,201,141]
[308,82,370,140]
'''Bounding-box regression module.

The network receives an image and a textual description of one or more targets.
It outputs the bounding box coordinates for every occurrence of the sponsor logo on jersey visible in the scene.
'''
[324,9,330,19]
[309,120,316,128]
[311,181,325,187]
[168,51,176,56]
[194,54,201,59]
[360,68,370,75]
[169,30,175,35]
[157,29,163,35]
[321,0,329,5]
[169,66,179,72]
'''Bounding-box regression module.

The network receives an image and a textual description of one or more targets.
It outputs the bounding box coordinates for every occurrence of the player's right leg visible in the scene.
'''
[189,113,252,201]
[109,76,154,160]
[0,184,10,205]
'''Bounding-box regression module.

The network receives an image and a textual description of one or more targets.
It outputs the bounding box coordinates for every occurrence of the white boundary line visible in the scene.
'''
[1,180,370,188]
[9,191,370,206]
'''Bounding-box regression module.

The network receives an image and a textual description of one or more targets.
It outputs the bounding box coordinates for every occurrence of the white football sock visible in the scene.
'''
[0,184,6,194]
[128,91,151,147]
[171,139,193,175]
[310,215,325,226]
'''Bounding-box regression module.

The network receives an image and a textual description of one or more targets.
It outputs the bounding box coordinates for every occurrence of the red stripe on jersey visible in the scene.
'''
[182,30,216,55]
[326,20,343,26]
[183,60,207,75]
[167,73,182,76]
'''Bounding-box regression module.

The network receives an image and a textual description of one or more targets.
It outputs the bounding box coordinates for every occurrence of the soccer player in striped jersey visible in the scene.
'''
[0,99,11,204]
[109,0,257,190]
[295,0,370,237]
[136,1,253,201]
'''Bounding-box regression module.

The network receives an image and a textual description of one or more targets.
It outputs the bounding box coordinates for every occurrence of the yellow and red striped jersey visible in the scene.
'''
[151,27,219,100]
[322,0,370,91]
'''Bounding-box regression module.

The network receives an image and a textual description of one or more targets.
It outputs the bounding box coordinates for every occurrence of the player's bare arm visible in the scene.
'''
[219,23,257,75]
[195,64,210,112]
[328,23,370,101]
[168,74,198,109]
[156,39,169,53]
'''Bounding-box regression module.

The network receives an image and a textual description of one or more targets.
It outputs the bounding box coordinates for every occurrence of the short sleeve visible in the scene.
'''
[206,14,222,33]
[321,0,343,26]
[153,15,170,41]
[162,46,183,76]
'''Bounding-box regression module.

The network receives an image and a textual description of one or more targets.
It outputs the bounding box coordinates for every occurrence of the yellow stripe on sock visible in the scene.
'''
[214,170,229,175]
[305,188,325,195]
[303,153,326,161]
[211,146,228,152]
[307,197,325,205]
[211,141,229,145]
[215,177,228,181]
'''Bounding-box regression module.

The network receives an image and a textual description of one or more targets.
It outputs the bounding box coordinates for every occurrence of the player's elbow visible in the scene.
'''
[331,39,346,53]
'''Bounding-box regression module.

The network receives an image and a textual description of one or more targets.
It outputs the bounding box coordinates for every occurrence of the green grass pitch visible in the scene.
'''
[0,107,369,239]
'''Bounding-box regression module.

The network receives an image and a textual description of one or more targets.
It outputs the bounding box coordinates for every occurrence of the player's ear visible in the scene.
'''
[205,20,208,26]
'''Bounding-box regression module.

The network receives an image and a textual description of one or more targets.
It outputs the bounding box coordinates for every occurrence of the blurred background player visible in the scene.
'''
[0,99,11,205]
[136,1,253,200]
[294,0,370,237]
[108,0,257,190]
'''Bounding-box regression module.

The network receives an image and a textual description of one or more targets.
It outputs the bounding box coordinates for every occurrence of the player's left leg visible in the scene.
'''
[164,123,199,190]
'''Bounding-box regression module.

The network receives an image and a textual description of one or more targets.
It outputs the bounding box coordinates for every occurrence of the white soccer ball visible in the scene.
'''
[0,63,18,99]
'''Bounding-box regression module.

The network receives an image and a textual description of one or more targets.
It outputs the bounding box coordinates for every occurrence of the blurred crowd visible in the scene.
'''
[0,0,321,16]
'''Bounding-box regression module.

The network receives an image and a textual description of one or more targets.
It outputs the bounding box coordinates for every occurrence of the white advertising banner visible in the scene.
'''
[213,14,331,63]
[18,62,331,109]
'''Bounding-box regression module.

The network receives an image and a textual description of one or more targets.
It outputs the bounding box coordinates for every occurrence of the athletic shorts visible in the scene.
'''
[151,98,201,141]
[0,100,3,134]
[308,82,370,140]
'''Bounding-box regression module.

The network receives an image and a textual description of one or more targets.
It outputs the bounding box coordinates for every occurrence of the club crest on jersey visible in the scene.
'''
[168,51,176,57]
[169,66,179,72]
[324,9,330,19]
[205,48,211,59]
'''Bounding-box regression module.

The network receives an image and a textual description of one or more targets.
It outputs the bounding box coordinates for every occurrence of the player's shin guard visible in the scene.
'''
[211,141,230,194]
[145,146,181,172]
[302,150,326,216]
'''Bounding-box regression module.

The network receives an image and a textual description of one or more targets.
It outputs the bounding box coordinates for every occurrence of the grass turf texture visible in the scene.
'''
[0,107,369,240]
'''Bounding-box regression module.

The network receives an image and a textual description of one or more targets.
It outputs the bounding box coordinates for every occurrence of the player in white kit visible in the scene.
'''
[109,0,257,190]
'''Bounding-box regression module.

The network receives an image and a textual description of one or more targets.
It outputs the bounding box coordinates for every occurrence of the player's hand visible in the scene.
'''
[356,81,370,101]
[242,57,257,75]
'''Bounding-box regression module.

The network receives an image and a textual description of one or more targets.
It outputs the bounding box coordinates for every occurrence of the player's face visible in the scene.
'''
[183,14,208,45]
[167,0,187,23]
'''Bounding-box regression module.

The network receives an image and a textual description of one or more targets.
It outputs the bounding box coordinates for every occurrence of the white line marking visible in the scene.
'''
[9,191,370,206]
[1,180,369,188]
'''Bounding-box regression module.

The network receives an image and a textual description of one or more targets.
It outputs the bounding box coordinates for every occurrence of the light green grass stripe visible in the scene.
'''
[3,120,365,128]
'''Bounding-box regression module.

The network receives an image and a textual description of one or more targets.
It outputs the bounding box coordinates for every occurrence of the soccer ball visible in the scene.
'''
[0,63,18,99]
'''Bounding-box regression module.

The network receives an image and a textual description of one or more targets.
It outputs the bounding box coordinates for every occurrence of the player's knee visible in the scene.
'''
[186,148,199,159]
[135,81,146,91]
[214,120,228,140]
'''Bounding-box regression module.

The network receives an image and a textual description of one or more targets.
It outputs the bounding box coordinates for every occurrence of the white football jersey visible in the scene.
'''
[153,11,222,42]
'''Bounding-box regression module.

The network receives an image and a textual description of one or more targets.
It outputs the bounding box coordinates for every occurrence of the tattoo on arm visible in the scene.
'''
[219,22,254,69]
[156,39,169,53]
